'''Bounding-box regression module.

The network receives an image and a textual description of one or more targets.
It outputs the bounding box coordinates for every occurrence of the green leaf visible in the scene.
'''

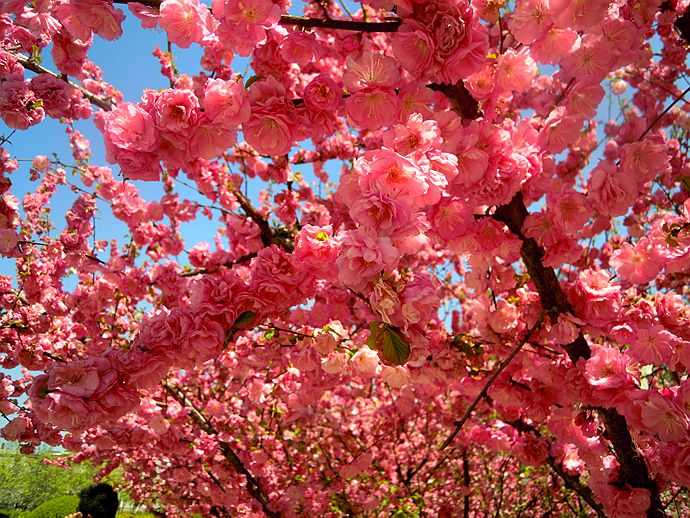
[264,328,276,340]
[245,75,262,89]
[232,310,256,331]
[367,321,410,366]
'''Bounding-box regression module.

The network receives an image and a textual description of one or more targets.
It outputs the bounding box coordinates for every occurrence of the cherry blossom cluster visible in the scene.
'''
[0,0,689,516]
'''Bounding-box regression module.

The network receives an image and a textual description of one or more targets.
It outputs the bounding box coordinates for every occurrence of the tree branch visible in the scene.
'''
[162,383,280,518]
[112,0,402,32]
[492,192,664,518]
[508,419,606,518]
[13,53,114,111]
[404,316,543,485]
[427,82,482,121]
[279,14,401,32]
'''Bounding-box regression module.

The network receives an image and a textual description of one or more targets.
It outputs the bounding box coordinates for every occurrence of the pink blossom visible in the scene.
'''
[381,366,410,388]
[53,0,125,41]
[160,0,208,48]
[100,102,158,152]
[47,358,117,398]
[153,88,200,134]
[278,32,318,67]
[350,192,412,236]
[303,75,341,112]
[293,225,341,280]
[538,106,581,153]
[607,488,650,518]
[217,0,280,26]
[530,27,577,63]
[620,139,670,187]
[610,241,662,285]
[351,346,379,376]
[345,88,400,131]
[509,0,552,44]
[336,230,399,289]
[357,149,428,204]
[243,113,293,155]
[495,49,538,94]
[587,160,637,218]
[343,51,400,91]
[429,197,473,241]
[627,325,678,366]
[639,391,689,442]
[321,351,348,374]
[189,124,235,159]
[203,79,250,128]
[391,27,435,77]
[0,79,44,129]
[584,346,633,390]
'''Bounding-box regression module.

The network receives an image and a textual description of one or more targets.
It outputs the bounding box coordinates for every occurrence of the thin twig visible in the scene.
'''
[162,383,280,518]
[638,85,690,140]
[405,316,543,484]
[13,53,113,111]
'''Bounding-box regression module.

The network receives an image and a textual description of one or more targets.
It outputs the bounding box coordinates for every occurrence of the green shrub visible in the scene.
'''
[22,495,78,518]
[0,449,94,511]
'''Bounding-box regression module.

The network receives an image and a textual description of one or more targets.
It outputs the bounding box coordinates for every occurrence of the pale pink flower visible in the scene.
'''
[495,49,538,94]
[382,366,411,388]
[343,51,400,91]
[351,346,380,377]
[321,351,348,374]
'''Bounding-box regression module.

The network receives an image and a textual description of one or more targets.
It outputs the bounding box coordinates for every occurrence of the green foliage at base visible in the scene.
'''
[21,496,78,518]
[0,449,93,512]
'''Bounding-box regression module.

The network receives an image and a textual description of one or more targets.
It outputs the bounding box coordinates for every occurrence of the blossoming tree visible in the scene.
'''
[0,0,690,515]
